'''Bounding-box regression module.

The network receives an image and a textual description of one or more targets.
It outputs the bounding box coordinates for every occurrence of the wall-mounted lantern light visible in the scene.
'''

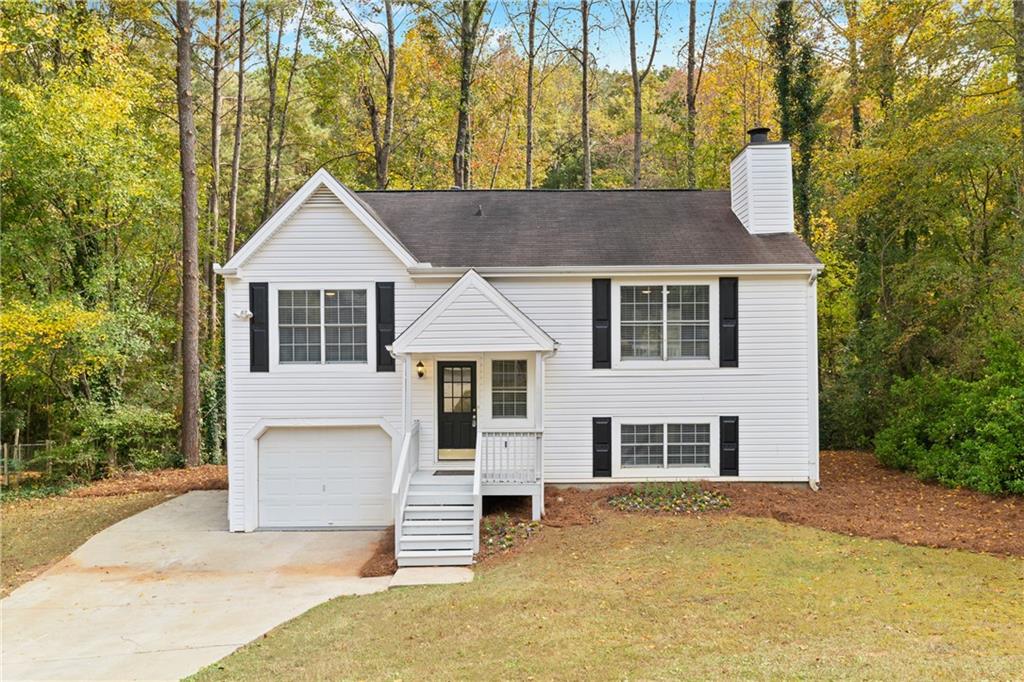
[416,361,425,378]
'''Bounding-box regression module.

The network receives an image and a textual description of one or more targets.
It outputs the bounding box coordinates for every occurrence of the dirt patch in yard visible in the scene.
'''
[707,450,1024,557]
[68,465,227,498]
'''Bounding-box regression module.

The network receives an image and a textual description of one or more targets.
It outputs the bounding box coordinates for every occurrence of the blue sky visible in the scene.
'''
[488,1,722,71]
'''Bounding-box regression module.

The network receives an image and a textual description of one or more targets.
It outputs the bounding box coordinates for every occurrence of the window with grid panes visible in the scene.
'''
[491,359,527,418]
[621,422,711,468]
[277,288,367,364]
[620,285,710,360]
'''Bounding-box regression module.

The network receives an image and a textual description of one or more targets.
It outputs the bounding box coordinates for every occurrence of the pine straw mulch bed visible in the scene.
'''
[357,450,1024,575]
[709,450,1023,557]
[67,465,228,498]
[480,451,1024,564]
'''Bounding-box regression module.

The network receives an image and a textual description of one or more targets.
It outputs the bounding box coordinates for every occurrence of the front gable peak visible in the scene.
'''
[392,270,557,354]
[218,169,418,274]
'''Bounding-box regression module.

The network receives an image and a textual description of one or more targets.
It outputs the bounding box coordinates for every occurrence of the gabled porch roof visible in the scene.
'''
[391,270,557,354]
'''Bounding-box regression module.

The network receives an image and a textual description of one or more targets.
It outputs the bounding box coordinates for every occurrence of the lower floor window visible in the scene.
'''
[622,422,711,468]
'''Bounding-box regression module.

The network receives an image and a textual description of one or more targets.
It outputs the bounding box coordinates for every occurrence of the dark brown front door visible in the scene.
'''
[437,361,476,460]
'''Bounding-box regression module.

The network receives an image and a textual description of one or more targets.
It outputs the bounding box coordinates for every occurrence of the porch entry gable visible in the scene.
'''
[391,269,557,354]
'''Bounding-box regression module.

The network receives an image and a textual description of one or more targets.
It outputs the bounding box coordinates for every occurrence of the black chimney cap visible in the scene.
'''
[747,127,771,144]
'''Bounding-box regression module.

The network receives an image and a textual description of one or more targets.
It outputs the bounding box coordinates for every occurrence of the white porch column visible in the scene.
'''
[402,354,413,432]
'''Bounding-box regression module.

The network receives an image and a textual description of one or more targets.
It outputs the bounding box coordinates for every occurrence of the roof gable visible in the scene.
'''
[219,169,418,274]
[392,270,557,354]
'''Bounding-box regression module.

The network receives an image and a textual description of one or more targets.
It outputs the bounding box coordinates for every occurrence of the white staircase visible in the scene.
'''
[396,471,476,567]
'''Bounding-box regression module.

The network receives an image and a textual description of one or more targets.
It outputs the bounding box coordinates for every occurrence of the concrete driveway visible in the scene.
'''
[1,491,390,681]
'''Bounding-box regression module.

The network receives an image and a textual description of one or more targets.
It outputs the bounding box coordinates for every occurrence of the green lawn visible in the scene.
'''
[1,492,170,596]
[194,514,1024,680]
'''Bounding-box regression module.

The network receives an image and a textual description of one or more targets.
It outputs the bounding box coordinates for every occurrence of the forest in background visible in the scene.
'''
[1,0,1022,494]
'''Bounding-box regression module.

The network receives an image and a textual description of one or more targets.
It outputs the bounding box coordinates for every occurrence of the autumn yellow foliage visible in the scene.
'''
[0,300,111,387]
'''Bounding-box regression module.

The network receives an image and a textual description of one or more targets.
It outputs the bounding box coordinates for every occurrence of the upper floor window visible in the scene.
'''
[492,359,527,418]
[278,289,367,364]
[620,285,709,360]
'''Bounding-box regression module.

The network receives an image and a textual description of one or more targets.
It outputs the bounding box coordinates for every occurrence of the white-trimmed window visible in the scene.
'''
[492,359,527,418]
[621,422,711,468]
[620,284,710,360]
[278,288,367,364]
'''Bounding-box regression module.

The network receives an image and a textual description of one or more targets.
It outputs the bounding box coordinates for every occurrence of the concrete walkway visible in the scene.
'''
[1,491,391,681]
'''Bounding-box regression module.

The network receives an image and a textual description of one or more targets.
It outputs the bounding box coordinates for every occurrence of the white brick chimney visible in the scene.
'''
[730,127,794,234]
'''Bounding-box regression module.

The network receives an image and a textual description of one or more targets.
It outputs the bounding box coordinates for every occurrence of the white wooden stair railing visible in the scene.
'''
[392,420,420,557]
[472,431,483,554]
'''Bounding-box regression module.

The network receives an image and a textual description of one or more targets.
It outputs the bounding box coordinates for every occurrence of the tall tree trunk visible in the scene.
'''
[271,0,309,203]
[844,0,862,147]
[580,0,592,189]
[207,0,222,351]
[525,0,538,189]
[380,0,397,189]
[175,0,201,468]
[1013,0,1024,204]
[347,0,397,189]
[453,1,484,189]
[261,9,283,221]
[623,0,660,188]
[685,0,697,189]
[227,0,245,260]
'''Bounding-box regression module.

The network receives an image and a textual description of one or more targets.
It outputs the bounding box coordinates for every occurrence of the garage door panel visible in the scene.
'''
[258,426,392,528]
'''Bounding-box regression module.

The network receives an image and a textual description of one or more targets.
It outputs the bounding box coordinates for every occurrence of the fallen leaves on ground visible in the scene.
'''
[68,465,227,497]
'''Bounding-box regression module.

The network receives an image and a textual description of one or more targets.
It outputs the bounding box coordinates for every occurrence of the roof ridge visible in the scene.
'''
[355,188,725,194]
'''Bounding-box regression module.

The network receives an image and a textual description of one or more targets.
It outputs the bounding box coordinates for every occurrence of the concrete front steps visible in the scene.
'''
[396,471,475,567]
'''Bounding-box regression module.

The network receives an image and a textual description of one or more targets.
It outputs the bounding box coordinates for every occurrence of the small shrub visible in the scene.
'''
[76,403,177,472]
[609,481,730,514]
[481,512,542,553]
[0,478,78,502]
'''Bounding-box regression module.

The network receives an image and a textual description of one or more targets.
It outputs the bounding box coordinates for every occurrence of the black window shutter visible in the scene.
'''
[375,282,395,372]
[593,417,612,477]
[719,277,738,367]
[249,282,269,372]
[720,416,739,476]
[592,279,611,369]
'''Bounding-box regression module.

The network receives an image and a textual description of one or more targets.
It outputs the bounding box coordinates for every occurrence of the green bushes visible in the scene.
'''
[874,338,1024,495]
[33,404,178,482]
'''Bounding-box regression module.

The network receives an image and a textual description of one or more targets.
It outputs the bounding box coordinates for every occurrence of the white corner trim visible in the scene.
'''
[392,269,558,354]
[240,417,401,532]
[222,168,418,271]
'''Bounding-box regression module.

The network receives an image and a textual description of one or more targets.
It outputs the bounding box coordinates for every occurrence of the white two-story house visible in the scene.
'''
[215,128,822,566]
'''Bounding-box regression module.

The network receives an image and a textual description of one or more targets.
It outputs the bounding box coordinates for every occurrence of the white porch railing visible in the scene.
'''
[392,420,420,556]
[478,430,543,486]
[472,431,483,554]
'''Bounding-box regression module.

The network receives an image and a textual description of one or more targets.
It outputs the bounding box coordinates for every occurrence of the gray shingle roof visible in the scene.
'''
[354,189,819,268]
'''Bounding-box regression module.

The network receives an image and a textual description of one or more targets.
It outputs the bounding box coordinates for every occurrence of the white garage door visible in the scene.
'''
[258,426,392,528]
